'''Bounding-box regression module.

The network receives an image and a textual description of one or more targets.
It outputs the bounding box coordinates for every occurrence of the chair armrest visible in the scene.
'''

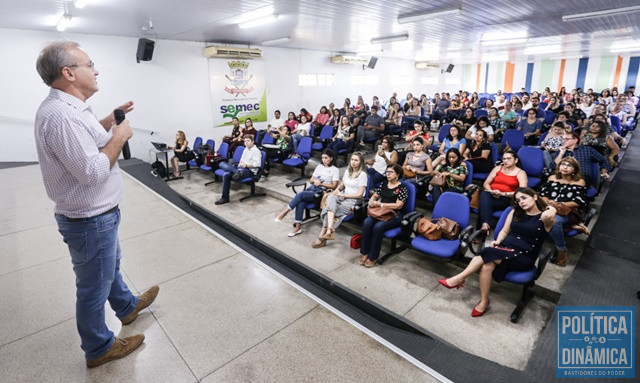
[535,246,553,278]
[467,229,488,255]
[456,225,475,259]
[401,211,423,240]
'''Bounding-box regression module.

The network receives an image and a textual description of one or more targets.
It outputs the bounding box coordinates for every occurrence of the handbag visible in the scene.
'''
[403,168,416,178]
[350,233,362,249]
[436,217,460,240]
[367,205,397,221]
[429,173,446,187]
[417,218,442,240]
[469,188,480,209]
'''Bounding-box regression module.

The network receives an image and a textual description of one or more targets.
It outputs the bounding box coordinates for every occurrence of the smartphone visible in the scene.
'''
[493,246,515,252]
[378,145,382,151]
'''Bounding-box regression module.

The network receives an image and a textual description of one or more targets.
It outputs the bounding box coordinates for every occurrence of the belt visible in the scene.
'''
[61,205,119,222]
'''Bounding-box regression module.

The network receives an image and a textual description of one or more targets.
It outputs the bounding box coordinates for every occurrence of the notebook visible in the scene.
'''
[151,142,167,150]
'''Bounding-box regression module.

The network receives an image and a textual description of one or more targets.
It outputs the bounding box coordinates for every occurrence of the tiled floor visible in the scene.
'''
[0,165,437,383]
[166,157,600,371]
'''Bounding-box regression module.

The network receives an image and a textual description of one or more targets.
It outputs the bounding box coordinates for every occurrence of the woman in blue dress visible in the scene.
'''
[438,187,556,317]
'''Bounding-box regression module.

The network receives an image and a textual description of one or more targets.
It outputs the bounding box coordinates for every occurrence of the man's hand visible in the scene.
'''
[112,119,133,143]
[100,101,134,131]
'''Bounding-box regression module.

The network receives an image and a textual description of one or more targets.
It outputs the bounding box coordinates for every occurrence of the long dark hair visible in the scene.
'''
[511,187,548,221]
[445,148,463,168]
[321,148,336,167]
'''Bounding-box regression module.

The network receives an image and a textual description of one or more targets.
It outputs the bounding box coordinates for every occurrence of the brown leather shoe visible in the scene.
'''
[86,334,145,368]
[553,251,568,267]
[311,237,327,248]
[120,285,160,325]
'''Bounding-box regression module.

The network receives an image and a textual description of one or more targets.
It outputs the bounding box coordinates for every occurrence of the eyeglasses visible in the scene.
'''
[560,162,575,168]
[69,61,95,69]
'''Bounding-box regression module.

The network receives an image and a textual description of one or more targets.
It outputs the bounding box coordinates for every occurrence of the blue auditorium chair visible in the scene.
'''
[202,141,228,186]
[517,146,544,188]
[186,136,203,170]
[282,136,313,180]
[502,129,525,153]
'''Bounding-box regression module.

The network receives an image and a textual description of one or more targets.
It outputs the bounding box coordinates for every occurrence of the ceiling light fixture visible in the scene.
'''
[549,55,584,60]
[562,5,640,22]
[261,37,291,46]
[56,13,72,32]
[610,45,640,53]
[397,7,461,24]
[523,44,561,55]
[370,33,409,44]
[73,0,88,9]
[239,14,278,29]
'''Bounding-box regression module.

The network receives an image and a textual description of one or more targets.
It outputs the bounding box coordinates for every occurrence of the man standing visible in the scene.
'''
[34,41,159,368]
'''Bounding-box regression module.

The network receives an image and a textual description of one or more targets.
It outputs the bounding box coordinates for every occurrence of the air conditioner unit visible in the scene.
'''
[415,61,441,70]
[203,46,263,59]
[331,55,368,65]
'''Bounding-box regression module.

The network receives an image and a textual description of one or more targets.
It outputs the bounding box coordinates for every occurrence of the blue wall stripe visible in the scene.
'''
[625,56,640,91]
[525,63,534,92]
[484,63,489,93]
[576,58,589,90]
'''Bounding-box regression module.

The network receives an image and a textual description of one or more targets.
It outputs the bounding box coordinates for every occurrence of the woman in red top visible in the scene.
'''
[477,151,528,235]
[284,111,299,133]
[405,120,431,144]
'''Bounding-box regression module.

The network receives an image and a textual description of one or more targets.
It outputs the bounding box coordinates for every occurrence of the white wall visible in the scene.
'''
[0,27,452,162]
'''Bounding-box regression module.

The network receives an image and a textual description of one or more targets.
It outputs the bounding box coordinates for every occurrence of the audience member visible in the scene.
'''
[366,136,398,185]
[358,163,409,268]
[431,148,468,205]
[438,187,555,317]
[215,135,262,205]
[167,130,190,179]
[554,131,610,186]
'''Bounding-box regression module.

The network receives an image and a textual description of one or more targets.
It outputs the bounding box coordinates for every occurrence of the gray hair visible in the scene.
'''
[36,40,80,86]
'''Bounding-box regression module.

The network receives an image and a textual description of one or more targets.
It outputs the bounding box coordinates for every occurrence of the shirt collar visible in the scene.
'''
[49,88,92,113]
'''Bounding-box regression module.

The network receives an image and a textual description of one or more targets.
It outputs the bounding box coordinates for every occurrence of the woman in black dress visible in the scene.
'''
[168,130,190,178]
[438,187,556,317]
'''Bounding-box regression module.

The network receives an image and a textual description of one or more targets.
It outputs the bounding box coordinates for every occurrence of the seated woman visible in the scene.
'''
[405,120,431,144]
[385,102,403,131]
[263,126,292,176]
[539,157,588,267]
[229,118,257,155]
[488,107,506,142]
[402,137,434,186]
[291,115,312,153]
[298,108,313,123]
[275,149,340,236]
[327,108,342,129]
[431,148,468,205]
[312,153,368,248]
[359,163,409,268]
[465,116,495,142]
[540,122,565,168]
[284,111,299,133]
[463,129,493,174]
[402,97,422,131]
[312,106,331,132]
[477,150,528,235]
[438,187,556,317]
[366,136,399,186]
[517,108,543,146]
[458,107,477,131]
[433,122,467,167]
[327,116,355,152]
[167,130,190,178]
[581,120,619,168]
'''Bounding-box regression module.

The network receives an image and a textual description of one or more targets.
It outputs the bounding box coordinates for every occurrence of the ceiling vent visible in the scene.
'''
[331,55,369,65]
[203,46,263,59]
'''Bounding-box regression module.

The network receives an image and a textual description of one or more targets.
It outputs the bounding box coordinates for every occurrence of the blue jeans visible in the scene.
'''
[478,191,511,228]
[366,167,385,187]
[288,189,320,223]
[218,162,253,200]
[360,215,402,261]
[292,134,304,153]
[549,214,569,251]
[55,209,138,359]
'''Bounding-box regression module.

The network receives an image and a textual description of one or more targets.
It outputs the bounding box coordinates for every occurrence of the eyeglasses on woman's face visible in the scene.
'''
[560,162,575,168]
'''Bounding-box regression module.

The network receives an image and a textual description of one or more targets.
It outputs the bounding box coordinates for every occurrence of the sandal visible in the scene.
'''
[311,237,327,248]
[364,259,377,268]
[358,255,367,265]
[322,228,336,240]
[572,223,590,235]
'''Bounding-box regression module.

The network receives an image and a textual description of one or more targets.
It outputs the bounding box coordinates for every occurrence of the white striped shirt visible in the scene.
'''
[34,88,122,218]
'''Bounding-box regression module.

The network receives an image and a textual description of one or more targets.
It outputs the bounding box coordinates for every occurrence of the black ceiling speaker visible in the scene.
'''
[136,38,155,63]
[445,63,455,73]
[367,56,378,69]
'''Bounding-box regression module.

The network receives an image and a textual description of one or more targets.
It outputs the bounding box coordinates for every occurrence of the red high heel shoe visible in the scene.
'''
[471,301,490,317]
[438,278,464,289]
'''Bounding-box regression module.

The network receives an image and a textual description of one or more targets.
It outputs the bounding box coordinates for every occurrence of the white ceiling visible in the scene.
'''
[3,0,640,62]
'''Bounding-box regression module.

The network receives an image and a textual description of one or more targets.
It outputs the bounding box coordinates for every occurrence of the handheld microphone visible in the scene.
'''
[114,109,131,160]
